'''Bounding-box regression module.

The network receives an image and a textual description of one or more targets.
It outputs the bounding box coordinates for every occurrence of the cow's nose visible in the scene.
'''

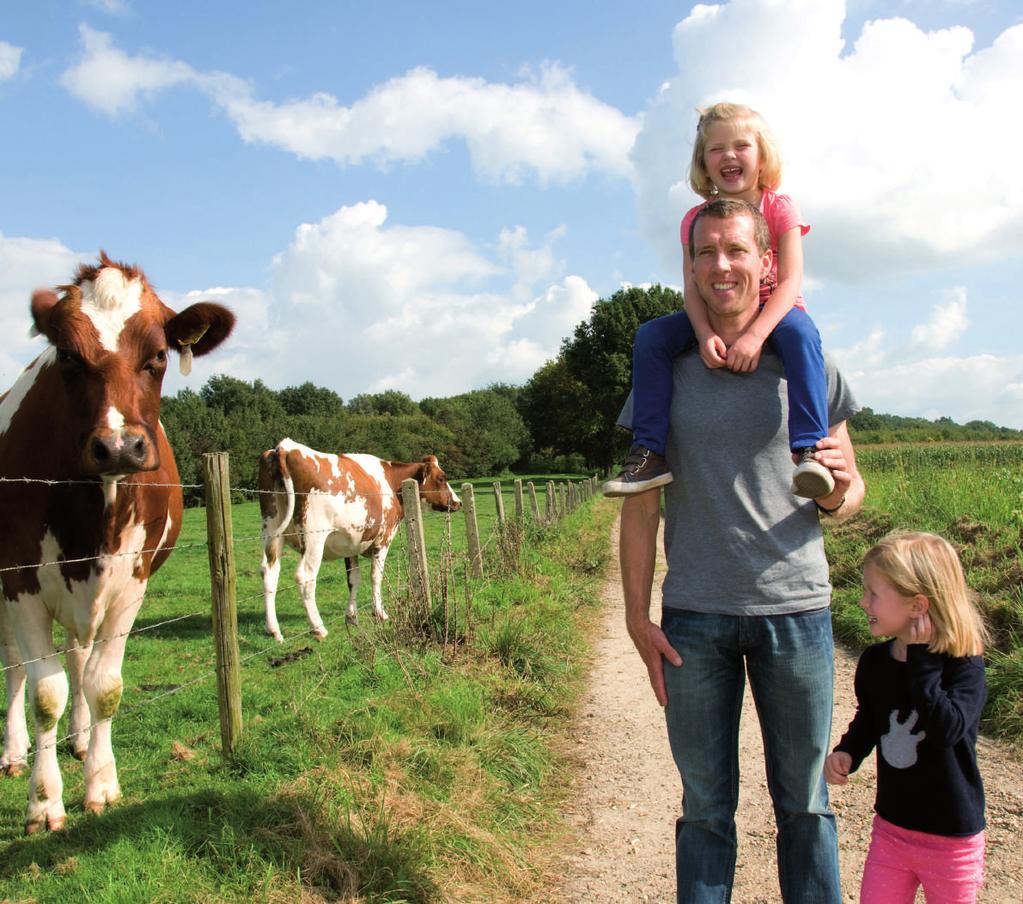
[84,429,155,474]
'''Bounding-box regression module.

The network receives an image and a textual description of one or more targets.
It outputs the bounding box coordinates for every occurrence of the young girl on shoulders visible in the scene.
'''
[604,102,831,500]
[825,531,988,903]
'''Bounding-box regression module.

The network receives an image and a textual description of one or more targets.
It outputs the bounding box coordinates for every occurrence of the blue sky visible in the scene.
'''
[2,0,1022,426]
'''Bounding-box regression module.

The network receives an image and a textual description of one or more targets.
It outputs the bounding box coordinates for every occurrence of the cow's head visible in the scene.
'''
[30,252,235,477]
[418,455,461,512]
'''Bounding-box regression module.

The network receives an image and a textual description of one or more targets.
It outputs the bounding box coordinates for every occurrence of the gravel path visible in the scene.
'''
[550,518,1023,903]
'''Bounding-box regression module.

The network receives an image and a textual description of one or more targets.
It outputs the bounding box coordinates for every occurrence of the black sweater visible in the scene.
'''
[834,640,986,836]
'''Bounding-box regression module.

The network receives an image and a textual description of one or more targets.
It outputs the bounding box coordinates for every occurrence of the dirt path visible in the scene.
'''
[551,519,1023,903]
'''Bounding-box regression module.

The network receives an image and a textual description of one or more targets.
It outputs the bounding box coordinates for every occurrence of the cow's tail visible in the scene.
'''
[258,444,296,540]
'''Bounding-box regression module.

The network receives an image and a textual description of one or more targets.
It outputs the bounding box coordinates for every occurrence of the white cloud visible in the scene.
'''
[831,326,887,372]
[910,287,969,351]
[0,41,23,81]
[161,286,277,397]
[60,25,196,116]
[60,30,638,184]
[841,354,1023,428]
[632,0,1023,282]
[1,207,595,403]
[255,201,593,397]
[84,0,132,14]
[0,235,88,387]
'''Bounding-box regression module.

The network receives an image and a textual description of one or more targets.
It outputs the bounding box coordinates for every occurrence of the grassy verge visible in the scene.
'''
[0,484,618,903]
[825,442,1023,746]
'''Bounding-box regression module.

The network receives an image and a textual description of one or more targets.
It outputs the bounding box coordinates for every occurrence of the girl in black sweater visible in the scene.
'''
[825,531,988,903]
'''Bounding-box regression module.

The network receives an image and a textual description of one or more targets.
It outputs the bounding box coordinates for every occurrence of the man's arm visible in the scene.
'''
[808,420,865,523]
[620,488,683,706]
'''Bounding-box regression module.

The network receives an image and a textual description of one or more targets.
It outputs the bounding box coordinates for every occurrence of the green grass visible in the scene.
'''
[0,476,613,903]
[826,442,1023,744]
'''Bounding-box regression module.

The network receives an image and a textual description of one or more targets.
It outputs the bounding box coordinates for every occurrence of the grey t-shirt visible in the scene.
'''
[620,350,859,616]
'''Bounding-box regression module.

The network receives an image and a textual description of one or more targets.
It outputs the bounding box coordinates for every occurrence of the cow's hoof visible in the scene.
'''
[25,812,65,834]
[345,613,358,626]
[312,626,328,640]
[267,629,284,643]
[2,760,28,778]
[373,611,390,622]
[66,737,88,761]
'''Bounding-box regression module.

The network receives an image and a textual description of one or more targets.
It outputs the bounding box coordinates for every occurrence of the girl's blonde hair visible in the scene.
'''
[863,531,989,657]
[688,102,783,200]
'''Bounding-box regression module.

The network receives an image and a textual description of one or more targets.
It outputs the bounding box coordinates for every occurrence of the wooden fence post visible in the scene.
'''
[462,483,483,578]
[492,481,506,526]
[514,479,524,520]
[401,479,432,610]
[203,452,242,757]
[560,483,568,517]
[546,481,556,521]
[528,481,541,519]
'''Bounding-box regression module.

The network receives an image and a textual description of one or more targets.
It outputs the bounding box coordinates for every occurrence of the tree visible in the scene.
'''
[278,381,344,417]
[420,387,531,477]
[346,390,420,417]
[200,375,286,421]
[161,388,230,505]
[519,358,593,459]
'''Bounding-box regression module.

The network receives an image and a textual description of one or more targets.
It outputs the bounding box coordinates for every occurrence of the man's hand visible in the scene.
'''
[698,333,728,369]
[724,330,765,373]
[824,751,852,785]
[798,435,854,498]
[795,423,865,521]
[627,617,683,707]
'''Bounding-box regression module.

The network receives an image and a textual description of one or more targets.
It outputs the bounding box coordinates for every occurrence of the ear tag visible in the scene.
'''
[175,324,208,377]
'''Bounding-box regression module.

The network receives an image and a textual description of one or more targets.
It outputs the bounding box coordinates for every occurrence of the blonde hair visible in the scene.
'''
[863,531,989,657]
[688,102,783,200]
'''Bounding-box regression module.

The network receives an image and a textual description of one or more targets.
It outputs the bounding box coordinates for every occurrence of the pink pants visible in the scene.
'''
[860,814,985,903]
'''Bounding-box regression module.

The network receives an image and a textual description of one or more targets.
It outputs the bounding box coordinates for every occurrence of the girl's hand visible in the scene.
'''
[908,611,933,646]
[824,751,852,785]
[725,331,765,373]
[698,334,727,369]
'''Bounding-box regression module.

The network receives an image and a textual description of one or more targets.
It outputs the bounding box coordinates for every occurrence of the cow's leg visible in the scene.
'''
[344,558,361,625]
[11,599,67,833]
[261,534,285,642]
[295,538,328,640]
[64,638,91,761]
[370,547,390,621]
[81,587,145,815]
[0,606,30,777]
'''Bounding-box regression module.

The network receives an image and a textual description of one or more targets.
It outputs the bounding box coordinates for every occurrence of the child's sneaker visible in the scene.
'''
[791,447,835,499]
[603,446,674,497]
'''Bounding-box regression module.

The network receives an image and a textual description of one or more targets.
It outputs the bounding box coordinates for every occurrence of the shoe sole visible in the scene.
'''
[791,469,836,499]
[602,472,674,497]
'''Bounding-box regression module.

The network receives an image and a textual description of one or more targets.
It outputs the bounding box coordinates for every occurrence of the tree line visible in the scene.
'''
[161,285,1021,503]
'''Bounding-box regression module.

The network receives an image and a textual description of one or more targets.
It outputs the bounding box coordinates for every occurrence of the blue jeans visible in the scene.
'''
[631,308,828,455]
[661,607,841,904]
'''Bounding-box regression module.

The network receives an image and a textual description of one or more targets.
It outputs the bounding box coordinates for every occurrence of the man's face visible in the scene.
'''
[690,213,772,319]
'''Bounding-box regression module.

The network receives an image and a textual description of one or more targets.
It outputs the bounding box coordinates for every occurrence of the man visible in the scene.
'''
[621,198,865,903]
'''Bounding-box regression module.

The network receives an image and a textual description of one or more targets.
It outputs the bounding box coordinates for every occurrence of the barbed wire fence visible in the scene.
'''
[0,455,599,775]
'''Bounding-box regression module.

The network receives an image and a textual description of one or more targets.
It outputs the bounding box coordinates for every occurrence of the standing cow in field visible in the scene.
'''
[0,253,234,833]
[258,438,461,641]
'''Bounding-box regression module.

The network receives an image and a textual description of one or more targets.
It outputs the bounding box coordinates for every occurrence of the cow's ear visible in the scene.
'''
[29,289,61,340]
[165,303,235,373]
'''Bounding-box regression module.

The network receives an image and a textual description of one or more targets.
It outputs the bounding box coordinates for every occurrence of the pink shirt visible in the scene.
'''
[680,190,810,309]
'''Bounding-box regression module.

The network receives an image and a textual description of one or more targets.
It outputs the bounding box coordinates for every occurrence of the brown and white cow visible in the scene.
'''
[258,438,461,641]
[0,252,233,833]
